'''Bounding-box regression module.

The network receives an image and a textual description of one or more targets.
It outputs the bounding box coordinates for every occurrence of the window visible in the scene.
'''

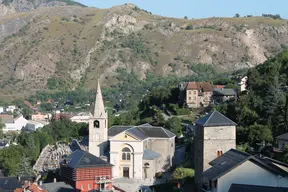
[189,97,191,100]
[81,185,84,190]
[217,150,223,157]
[189,91,191,94]
[122,147,131,160]
[94,120,100,128]
[88,184,91,190]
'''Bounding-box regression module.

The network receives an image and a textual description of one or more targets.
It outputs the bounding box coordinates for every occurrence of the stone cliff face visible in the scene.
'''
[0,3,288,97]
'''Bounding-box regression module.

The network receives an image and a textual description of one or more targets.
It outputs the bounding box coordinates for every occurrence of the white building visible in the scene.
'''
[239,76,248,92]
[3,115,28,133]
[6,105,16,113]
[202,149,288,192]
[0,107,4,113]
[70,113,90,123]
[25,120,49,132]
[276,132,288,149]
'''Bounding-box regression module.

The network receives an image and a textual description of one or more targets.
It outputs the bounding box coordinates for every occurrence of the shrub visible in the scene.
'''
[185,24,193,30]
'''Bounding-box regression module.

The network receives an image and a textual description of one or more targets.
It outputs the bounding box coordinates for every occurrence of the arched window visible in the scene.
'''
[94,120,100,128]
[122,147,131,160]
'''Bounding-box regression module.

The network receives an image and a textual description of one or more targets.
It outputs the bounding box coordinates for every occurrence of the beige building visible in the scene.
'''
[186,82,214,108]
[109,124,175,180]
[194,111,237,192]
[88,80,176,180]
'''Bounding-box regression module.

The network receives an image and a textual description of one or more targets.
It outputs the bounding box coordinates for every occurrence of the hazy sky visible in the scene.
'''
[76,0,286,19]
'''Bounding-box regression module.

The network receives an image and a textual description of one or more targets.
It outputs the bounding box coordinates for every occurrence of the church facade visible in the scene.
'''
[88,80,176,180]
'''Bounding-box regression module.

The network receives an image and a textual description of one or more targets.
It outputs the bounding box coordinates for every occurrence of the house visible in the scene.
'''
[185,82,214,108]
[6,105,16,113]
[87,79,176,181]
[70,112,90,123]
[202,149,288,192]
[109,124,176,179]
[213,88,238,103]
[239,76,248,92]
[0,176,35,192]
[60,149,113,192]
[41,181,74,192]
[2,115,28,133]
[0,140,9,149]
[194,111,237,192]
[228,184,288,192]
[31,113,50,121]
[0,106,4,113]
[276,133,288,149]
[25,120,49,132]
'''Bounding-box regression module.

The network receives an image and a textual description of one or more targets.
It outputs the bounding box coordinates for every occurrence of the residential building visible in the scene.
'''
[0,176,35,192]
[202,149,288,192]
[0,106,4,113]
[194,111,237,192]
[25,120,49,132]
[6,105,16,113]
[41,181,74,192]
[0,140,9,149]
[239,76,248,92]
[31,113,50,121]
[2,115,28,133]
[213,88,238,103]
[185,82,214,108]
[70,112,90,123]
[228,184,288,192]
[276,132,288,149]
[60,149,113,192]
[109,124,176,179]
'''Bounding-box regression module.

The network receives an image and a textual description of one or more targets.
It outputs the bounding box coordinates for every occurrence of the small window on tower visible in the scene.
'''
[94,120,100,128]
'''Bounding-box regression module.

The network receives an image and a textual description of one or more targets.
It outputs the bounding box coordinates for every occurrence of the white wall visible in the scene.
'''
[0,107,4,113]
[217,160,288,192]
[14,116,28,131]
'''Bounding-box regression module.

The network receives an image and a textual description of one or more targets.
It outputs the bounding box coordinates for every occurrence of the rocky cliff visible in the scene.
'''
[0,3,288,98]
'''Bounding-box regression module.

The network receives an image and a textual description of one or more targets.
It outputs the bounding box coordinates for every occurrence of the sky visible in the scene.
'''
[76,0,287,19]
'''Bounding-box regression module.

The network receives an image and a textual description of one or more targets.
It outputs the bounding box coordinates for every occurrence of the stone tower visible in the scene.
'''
[194,111,237,192]
[89,79,108,157]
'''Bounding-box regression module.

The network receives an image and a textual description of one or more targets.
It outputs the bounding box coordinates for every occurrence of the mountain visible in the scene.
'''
[0,2,288,99]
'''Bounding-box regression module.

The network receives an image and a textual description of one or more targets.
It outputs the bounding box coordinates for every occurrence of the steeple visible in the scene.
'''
[92,79,107,118]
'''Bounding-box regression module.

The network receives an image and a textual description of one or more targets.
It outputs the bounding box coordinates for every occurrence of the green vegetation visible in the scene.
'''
[215,49,288,157]
[185,24,193,30]
[172,167,194,179]
[262,14,281,19]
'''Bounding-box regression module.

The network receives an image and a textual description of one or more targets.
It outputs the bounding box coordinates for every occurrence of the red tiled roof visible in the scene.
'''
[187,82,214,92]
[215,85,225,89]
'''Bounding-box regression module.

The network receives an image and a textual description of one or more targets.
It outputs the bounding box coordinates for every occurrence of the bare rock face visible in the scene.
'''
[104,14,137,34]
[0,4,16,16]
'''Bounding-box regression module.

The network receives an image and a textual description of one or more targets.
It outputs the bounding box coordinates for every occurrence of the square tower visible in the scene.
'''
[89,79,108,157]
[194,111,237,192]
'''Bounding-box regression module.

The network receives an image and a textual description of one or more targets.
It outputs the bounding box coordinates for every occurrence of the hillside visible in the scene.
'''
[0,3,288,98]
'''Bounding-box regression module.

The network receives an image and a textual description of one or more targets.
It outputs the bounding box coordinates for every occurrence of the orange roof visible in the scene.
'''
[187,82,214,92]
[215,85,225,89]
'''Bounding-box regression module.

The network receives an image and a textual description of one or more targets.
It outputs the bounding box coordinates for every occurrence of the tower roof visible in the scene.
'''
[195,111,237,127]
[92,79,106,118]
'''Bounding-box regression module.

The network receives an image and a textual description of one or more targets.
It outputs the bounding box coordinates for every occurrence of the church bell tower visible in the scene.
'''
[89,79,108,157]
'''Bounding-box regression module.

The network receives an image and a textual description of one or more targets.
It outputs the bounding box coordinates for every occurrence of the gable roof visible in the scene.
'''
[0,176,35,192]
[66,150,113,169]
[108,126,133,137]
[203,149,288,181]
[228,184,288,192]
[213,88,237,96]
[109,124,176,141]
[195,111,237,127]
[143,149,161,160]
[42,182,74,192]
[186,82,214,92]
[277,132,288,140]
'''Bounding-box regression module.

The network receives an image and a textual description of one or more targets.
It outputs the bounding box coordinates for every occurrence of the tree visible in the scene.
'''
[248,123,273,146]
[185,24,193,30]
[235,13,240,18]
[184,16,188,19]
[165,117,182,137]
[16,156,34,176]
[0,119,4,139]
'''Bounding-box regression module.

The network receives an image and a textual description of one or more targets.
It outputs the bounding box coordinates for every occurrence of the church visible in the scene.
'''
[88,80,176,180]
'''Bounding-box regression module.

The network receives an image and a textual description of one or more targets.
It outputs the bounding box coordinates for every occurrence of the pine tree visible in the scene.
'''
[16,156,34,176]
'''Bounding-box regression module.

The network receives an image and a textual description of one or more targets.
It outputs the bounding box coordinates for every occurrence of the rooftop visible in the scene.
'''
[195,111,237,127]
[66,150,113,169]
[186,82,214,92]
[277,132,288,140]
[213,88,238,96]
[228,184,288,192]
[0,176,35,192]
[42,181,74,192]
[143,149,161,160]
[109,124,176,140]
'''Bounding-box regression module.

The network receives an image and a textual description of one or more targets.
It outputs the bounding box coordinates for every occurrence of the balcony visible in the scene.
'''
[95,175,112,184]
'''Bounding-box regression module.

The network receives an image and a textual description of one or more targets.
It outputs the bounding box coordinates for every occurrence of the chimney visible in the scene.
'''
[39,180,43,186]
[17,176,21,182]
[53,178,57,183]
[100,156,108,162]
[28,181,31,186]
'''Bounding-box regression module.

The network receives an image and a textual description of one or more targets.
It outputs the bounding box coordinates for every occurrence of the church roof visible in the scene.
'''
[195,111,237,127]
[66,150,113,169]
[109,124,176,140]
[108,126,133,137]
[143,149,161,160]
[91,79,107,118]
